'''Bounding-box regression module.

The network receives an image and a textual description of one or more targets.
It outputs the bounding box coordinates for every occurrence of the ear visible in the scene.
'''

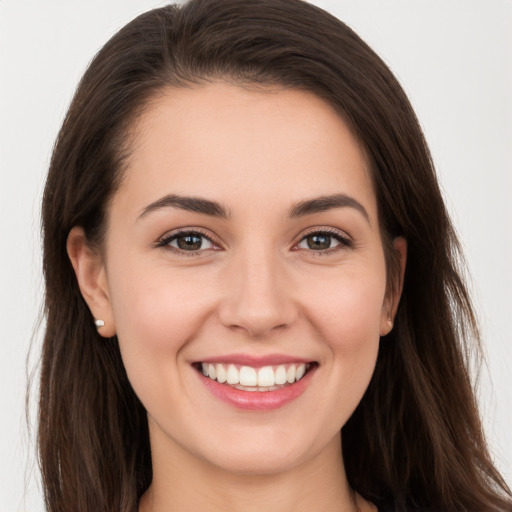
[67,226,116,337]
[380,236,407,336]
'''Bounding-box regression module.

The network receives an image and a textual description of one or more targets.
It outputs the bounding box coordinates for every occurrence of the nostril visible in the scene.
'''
[217,277,298,337]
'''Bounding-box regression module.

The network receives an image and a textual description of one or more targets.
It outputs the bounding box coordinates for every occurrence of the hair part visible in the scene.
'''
[39,1,512,511]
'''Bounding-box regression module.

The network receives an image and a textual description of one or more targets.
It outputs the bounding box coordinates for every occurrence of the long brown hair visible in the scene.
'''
[39,1,512,511]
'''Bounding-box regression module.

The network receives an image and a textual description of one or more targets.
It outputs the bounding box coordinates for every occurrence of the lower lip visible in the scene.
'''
[197,366,316,411]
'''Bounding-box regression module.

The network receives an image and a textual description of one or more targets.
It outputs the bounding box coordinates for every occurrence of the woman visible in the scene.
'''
[38,0,512,510]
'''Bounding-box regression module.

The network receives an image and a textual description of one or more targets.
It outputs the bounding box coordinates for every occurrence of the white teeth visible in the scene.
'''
[274,365,287,385]
[200,362,312,388]
[257,366,275,387]
[286,364,296,383]
[226,364,239,385]
[239,366,258,386]
[216,363,227,383]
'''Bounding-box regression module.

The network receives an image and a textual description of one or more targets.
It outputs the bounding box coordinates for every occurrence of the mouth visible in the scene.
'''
[193,361,318,392]
[192,359,318,410]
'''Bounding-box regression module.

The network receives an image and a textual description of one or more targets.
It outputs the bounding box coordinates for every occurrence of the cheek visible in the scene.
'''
[105,260,221,420]
[106,259,215,370]
[301,262,386,414]
[289,262,387,434]
[324,280,384,385]
[304,264,387,351]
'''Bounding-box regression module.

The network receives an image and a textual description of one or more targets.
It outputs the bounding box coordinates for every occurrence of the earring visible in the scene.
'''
[94,319,105,328]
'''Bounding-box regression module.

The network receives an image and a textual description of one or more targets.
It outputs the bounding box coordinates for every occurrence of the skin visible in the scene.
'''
[68,83,406,512]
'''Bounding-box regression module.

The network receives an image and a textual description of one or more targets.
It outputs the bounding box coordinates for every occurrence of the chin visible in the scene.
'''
[205,445,309,476]
[190,424,335,476]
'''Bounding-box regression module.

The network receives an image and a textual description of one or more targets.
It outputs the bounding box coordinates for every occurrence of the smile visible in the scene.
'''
[199,362,313,391]
[193,359,318,410]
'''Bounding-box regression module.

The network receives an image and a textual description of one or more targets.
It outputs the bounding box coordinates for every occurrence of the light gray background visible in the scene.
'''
[1,1,510,510]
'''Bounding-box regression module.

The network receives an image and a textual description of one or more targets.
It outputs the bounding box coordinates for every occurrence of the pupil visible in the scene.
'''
[177,234,202,250]
[307,234,331,250]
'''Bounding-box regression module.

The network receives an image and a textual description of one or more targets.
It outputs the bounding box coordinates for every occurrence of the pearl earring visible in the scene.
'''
[94,319,105,328]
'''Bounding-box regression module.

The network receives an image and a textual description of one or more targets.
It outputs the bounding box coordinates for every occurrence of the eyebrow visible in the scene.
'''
[138,192,369,223]
[138,194,230,220]
[289,194,370,223]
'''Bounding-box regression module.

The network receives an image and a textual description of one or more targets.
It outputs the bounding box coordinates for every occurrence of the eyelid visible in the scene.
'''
[154,225,352,255]
[155,227,223,253]
[292,226,353,252]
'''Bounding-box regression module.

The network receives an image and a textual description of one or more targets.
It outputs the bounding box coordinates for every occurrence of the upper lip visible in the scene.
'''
[194,353,315,367]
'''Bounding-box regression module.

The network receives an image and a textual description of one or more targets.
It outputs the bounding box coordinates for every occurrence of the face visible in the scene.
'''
[73,83,404,476]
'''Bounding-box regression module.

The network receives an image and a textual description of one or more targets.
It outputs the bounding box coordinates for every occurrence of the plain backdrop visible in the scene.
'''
[0,1,511,510]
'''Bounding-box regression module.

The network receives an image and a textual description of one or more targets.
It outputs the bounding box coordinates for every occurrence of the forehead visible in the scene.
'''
[113,82,377,222]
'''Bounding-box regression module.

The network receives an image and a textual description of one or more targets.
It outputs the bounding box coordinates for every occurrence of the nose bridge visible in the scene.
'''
[218,241,296,337]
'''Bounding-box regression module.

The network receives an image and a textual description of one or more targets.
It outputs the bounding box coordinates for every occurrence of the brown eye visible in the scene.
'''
[296,231,351,252]
[177,234,203,250]
[166,232,214,251]
[304,233,332,250]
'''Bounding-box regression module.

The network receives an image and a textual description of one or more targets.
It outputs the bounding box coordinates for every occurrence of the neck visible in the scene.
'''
[139,425,364,512]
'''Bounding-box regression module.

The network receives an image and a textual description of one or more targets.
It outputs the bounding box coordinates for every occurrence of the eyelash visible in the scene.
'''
[292,228,352,255]
[156,227,352,256]
[156,229,220,256]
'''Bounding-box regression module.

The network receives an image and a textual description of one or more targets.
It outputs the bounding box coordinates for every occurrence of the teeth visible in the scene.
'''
[286,365,296,383]
[200,362,312,388]
[257,366,275,387]
[216,363,227,383]
[226,364,239,385]
[239,366,258,386]
[296,363,306,381]
[275,365,287,385]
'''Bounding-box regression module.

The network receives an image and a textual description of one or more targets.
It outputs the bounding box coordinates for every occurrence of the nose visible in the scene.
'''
[217,248,298,338]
